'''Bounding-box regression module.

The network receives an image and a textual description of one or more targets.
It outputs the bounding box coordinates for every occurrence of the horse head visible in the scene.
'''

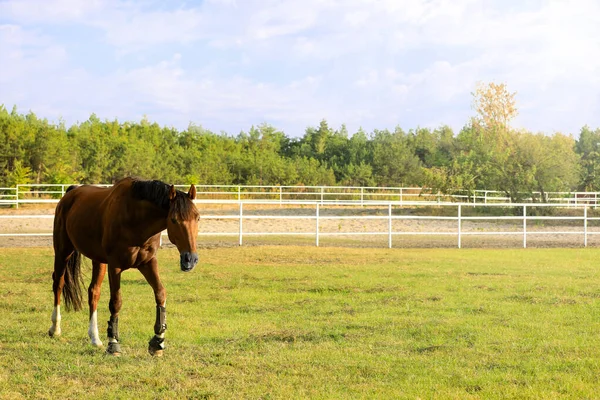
[166,184,199,272]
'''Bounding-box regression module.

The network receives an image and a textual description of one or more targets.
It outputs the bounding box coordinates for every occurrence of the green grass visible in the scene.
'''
[1,246,600,399]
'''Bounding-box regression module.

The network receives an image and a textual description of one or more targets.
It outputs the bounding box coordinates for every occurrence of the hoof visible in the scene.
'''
[148,336,165,357]
[148,347,164,357]
[89,331,103,347]
[48,328,61,337]
[106,342,121,356]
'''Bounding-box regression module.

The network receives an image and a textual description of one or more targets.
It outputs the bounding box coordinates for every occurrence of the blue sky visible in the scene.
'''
[1,0,599,137]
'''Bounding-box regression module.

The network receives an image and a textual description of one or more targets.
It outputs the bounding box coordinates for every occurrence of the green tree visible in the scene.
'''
[371,127,422,186]
[341,162,374,187]
[291,157,336,186]
[6,159,32,186]
[517,132,579,201]
[575,126,600,190]
[427,82,527,201]
[409,127,437,168]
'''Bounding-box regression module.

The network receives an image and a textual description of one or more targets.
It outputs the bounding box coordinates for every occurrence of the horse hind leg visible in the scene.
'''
[88,261,107,347]
[49,207,77,337]
[49,248,72,337]
[49,262,64,337]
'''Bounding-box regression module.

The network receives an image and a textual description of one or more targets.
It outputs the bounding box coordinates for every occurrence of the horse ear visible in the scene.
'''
[188,184,197,200]
[169,185,177,201]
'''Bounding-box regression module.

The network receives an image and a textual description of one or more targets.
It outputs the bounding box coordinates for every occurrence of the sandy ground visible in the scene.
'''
[0,204,597,249]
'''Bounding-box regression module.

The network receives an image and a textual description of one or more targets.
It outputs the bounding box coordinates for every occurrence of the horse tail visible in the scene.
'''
[66,185,78,193]
[62,250,83,311]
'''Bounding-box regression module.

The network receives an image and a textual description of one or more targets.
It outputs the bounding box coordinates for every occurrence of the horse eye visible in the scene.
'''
[171,218,178,224]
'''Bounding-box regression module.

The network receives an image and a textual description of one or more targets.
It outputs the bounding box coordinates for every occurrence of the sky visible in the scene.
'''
[1,0,599,137]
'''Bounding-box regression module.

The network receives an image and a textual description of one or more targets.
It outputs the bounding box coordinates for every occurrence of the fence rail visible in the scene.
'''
[1,201,598,248]
[2,184,600,208]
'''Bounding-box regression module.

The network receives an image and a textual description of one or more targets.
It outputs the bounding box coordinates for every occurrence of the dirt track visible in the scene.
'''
[0,204,597,249]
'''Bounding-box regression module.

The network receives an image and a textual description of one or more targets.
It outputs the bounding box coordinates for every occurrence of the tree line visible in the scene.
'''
[1,83,600,201]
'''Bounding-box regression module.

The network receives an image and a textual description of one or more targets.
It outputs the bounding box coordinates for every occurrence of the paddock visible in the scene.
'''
[1,246,599,398]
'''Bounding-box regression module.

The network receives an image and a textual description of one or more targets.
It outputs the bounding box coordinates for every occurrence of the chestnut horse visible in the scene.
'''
[48,177,200,356]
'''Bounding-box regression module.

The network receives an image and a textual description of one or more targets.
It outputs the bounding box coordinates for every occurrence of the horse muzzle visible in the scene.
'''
[180,252,198,272]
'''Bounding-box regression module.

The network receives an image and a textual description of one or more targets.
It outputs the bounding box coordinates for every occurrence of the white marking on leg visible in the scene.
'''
[88,310,103,347]
[49,305,62,336]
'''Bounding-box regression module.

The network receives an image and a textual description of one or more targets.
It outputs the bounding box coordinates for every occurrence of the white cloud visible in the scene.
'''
[0,0,106,23]
[1,0,600,135]
[96,8,206,51]
[0,25,69,104]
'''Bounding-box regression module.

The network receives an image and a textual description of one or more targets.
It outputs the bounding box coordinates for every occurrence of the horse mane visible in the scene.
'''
[129,178,198,220]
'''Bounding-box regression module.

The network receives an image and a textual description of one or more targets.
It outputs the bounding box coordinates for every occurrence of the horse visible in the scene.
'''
[48,177,200,356]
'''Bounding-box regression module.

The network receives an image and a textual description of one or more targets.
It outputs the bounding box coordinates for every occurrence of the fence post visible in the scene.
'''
[523,205,527,249]
[15,185,19,209]
[458,204,462,249]
[584,206,588,247]
[237,186,241,201]
[239,202,243,246]
[279,186,282,205]
[388,203,392,249]
[316,203,320,247]
[61,185,65,198]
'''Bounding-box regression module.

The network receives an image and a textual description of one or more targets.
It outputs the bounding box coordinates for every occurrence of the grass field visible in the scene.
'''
[1,246,600,399]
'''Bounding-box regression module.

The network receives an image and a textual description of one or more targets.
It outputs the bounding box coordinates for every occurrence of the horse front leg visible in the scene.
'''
[138,257,167,357]
[106,266,123,356]
[88,261,107,347]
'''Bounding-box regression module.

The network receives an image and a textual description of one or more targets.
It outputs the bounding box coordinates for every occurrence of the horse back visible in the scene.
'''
[55,185,120,262]
[56,185,112,216]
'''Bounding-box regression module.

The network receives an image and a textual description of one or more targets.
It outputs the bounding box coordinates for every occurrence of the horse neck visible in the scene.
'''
[131,200,169,238]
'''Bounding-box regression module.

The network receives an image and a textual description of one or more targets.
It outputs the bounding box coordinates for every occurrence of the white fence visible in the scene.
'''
[2,183,600,207]
[1,201,598,248]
